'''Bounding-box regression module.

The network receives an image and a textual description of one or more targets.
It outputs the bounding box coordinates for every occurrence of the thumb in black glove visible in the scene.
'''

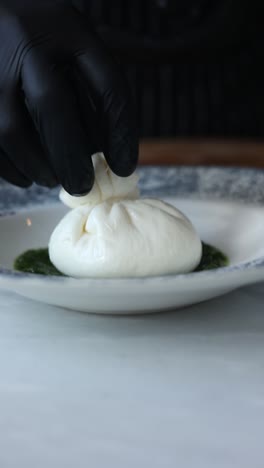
[0,1,138,194]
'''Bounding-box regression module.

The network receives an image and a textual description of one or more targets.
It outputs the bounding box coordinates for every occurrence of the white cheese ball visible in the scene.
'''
[49,198,202,278]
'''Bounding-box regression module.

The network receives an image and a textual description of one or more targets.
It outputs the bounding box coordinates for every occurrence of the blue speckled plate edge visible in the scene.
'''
[1,165,264,284]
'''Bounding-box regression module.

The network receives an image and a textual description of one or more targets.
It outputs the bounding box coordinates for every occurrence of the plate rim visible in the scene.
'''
[1,165,264,284]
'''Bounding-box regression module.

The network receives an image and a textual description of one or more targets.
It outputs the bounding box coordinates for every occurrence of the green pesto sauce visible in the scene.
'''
[14,243,228,277]
[14,248,64,277]
[195,243,228,272]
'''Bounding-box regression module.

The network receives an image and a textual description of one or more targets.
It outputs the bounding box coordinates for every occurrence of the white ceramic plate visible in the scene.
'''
[0,166,264,314]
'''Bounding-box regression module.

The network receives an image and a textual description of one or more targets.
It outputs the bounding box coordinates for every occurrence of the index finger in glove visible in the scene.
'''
[70,10,139,177]
[21,52,96,195]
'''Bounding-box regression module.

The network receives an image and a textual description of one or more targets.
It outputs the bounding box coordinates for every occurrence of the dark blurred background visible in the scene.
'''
[77,0,263,140]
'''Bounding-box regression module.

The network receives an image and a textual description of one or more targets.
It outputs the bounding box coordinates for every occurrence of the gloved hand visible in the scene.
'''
[0,0,138,194]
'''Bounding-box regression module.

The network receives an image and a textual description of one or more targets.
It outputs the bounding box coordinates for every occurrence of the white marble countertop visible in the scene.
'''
[1,286,264,468]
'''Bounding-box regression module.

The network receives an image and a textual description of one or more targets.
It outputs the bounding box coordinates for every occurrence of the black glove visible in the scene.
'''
[0,0,138,194]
